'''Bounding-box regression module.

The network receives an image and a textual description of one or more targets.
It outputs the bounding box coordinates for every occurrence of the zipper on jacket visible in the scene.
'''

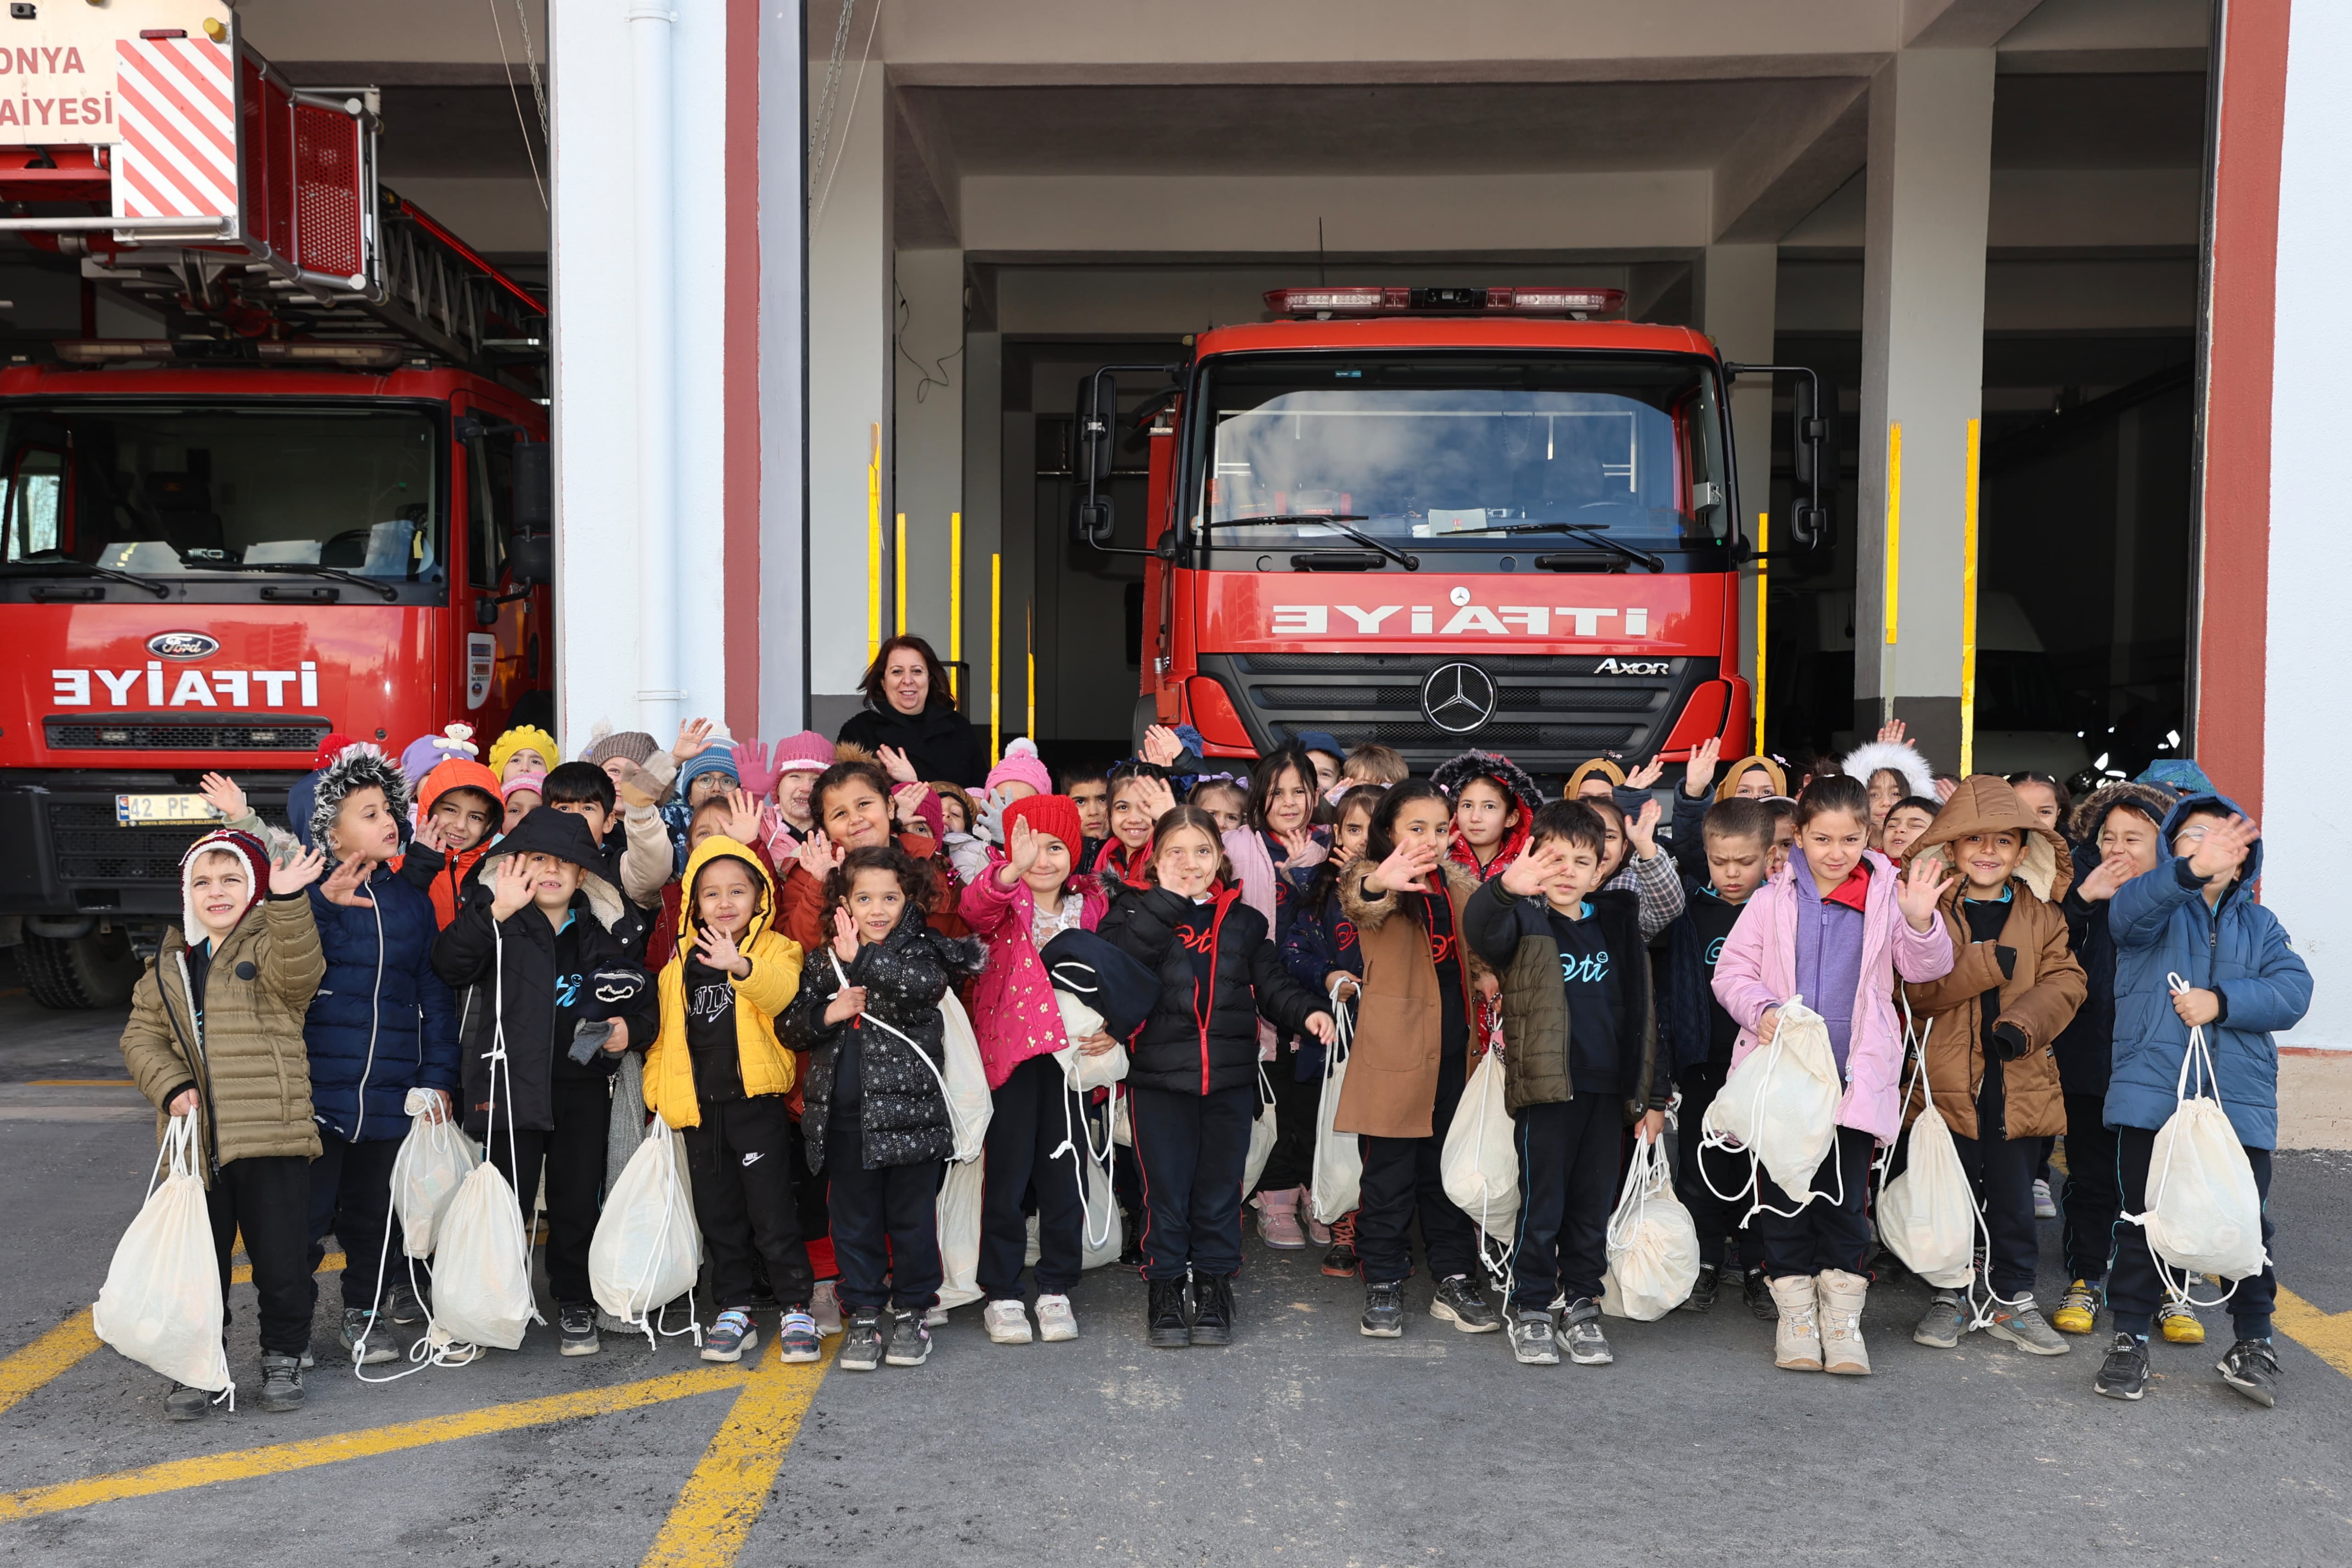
[170,947,224,1179]
[1198,896,1227,1096]
[351,879,386,1140]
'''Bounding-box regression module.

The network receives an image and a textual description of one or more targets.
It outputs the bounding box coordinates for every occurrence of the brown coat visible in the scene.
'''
[1333,861,1489,1140]
[1899,776,2087,1141]
[119,898,327,1183]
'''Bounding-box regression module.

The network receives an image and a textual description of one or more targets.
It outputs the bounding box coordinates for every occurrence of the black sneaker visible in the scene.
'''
[340,1307,397,1366]
[1743,1267,1777,1321]
[1146,1279,1190,1349]
[884,1308,932,1367]
[1118,1218,1143,1270]
[1189,1274,1234,1347]
[164,1381,210,1421]
[1509,1308,1560,1365]
[2218,1336,2280,1408]
[1429,1274,1500,1333]
[1679,1263,1721,1314]
[2095,1332,2151,1401]
[1320,1212,1360,1279]
[384,1280,427,1326]
[558,1302,600,1358]
[1560,1296,1615,1366]
[258,1353,304,1413]
[1360,1280,1406,1338]
[837,1309,886,1372]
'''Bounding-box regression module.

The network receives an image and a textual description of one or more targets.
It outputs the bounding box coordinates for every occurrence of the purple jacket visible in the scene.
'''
[958,860,1108,1091]
[1710,848,1954,1144]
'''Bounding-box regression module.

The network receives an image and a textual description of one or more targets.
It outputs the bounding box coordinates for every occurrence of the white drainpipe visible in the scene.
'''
[628,0,681,738]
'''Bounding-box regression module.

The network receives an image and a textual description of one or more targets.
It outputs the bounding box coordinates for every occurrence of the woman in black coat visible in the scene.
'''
[834,635,989,787]
[1097,805,1334,1350]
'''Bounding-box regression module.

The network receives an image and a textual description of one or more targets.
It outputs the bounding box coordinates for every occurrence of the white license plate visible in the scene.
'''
[115,794,220,827]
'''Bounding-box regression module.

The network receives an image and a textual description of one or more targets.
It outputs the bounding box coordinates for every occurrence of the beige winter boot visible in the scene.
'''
[1768,1274,1822,1371]
[1816,1269,1872,1375]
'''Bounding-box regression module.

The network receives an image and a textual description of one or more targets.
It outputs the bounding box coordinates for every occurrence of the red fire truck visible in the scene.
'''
[0,9,551,1006]
[1078,285,1824,776]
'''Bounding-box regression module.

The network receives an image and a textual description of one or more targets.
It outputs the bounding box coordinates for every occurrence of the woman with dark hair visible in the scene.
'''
[835,635,989,787]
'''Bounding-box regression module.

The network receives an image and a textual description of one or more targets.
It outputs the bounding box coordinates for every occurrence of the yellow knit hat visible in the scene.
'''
[487,724,559,781]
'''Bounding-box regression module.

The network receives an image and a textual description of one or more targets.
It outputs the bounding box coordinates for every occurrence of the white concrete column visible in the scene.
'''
[891,248,965,674]
[1701,242,1778,696]
[1855,48,1995,773]
[2267,0,2352,1049]
[806,45,891,734]
[550,0,733,749]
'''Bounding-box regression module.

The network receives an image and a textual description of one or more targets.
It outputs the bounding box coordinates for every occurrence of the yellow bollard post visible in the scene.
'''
[989,554,1001,761]
[948,512,962,702]
[865,425,881,662]
[1754,510,1768,757]
[894,514,907,637]
[1026,602,1035,742]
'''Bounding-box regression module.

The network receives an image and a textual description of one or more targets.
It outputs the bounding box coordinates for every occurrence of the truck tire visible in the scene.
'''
[20,927,142,1010]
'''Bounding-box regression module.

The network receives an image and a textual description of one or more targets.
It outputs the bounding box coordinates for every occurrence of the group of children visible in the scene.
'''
[120,640,2313,1416]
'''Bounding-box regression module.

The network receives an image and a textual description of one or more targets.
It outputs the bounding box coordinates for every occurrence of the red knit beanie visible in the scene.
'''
[1004,793,1083,860]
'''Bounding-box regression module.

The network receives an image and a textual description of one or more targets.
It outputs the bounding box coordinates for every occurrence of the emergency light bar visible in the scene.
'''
[1264,286,1627,318]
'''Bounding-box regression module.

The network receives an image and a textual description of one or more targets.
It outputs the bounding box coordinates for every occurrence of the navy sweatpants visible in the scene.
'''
[1509,1094,1619,1309]
[2107,1123,2275,1340]
[1129,1082,1254,1281]
[978,1053,1086,1302]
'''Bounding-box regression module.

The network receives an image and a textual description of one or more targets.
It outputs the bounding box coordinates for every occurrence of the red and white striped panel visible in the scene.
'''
[111,37,237,222]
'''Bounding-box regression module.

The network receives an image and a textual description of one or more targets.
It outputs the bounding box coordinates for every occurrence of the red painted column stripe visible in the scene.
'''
[2195,0,2292,821]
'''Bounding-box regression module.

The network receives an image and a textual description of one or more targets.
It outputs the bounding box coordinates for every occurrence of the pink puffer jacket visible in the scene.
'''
[957,860,1108,1090]
[1709,849,1954,1144]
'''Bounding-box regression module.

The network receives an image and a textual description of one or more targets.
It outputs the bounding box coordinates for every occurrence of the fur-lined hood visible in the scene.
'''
[2068,780,2174,849]
[1433,749,1540,813]
[1841,738,1936,801]
[1907,773,2072,903]
[307,742,410,858]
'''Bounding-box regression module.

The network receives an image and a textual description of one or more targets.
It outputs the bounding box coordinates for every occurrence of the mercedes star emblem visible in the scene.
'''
[1420,662,1497,734]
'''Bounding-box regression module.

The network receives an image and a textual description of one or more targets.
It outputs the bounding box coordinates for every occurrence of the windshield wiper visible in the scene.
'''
[0,559,171,598]
[1430,521,1664,573]
[1200,514,1418,571]
[181,559,401,601]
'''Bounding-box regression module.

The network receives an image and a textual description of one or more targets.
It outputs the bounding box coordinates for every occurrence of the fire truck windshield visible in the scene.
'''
[1185,352,1730,559]
[0,402,442,583]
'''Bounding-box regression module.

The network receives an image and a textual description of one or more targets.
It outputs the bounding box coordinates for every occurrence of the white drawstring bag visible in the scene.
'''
[390,1092,481,1259]
[588,1119,703,1342]
[935,1156,985,1309]
[2123,989,2267,1286]
[1052,981,1130,1092]
[1600,1134,1700,1319]
[1701,996,1842,1204]
[1877,1019,1976,1289]
[1080,1149,1122,1269]
[1309,993,1361,1225]
[1440,1047,1520,1245]
[431,1160,537,1351]
[1242,1064,1278,1194]
[93,1115,234,1397]
[938,991,994,1162]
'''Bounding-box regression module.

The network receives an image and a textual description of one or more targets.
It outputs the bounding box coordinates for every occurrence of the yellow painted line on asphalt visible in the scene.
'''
[640,1338,834,1568]
[0,1363,753,1522]
[0,1254,347,1417]
[2275,1287,2352,1379]
[0,1313,99,1417]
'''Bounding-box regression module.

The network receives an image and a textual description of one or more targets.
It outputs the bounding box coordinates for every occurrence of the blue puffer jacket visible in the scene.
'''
[305,864,461,1142]
[2103,792,2312,1150]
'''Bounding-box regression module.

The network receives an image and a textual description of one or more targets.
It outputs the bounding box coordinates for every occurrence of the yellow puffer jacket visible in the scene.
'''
[645,836,805,1130]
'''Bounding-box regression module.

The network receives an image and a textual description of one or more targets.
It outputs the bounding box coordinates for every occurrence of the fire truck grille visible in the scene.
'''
[44,716,332,752]
[1210,652,1712,773]
[46,802,211,883]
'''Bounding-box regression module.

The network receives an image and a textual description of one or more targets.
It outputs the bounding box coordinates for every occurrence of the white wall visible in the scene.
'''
[893,249,965,666]
[2266,0,2351,1049]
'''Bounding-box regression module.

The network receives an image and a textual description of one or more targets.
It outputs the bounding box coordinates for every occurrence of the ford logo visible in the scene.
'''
[147,632,220,661]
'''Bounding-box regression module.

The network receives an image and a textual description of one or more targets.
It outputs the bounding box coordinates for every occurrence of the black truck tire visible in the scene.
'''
[20,927,143,1010]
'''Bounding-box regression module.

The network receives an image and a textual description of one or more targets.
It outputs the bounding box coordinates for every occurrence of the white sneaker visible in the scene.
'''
[983,1298,1033,1344]
[809,1279,842,1337]
[923,1302,950,1328]
[2033,1178,2058,1220]
[1035,1293,1078,1342]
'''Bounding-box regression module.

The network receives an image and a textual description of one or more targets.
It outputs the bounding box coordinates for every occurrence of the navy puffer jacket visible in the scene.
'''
[305,864,460,1142]
[2103,792,2312,1150]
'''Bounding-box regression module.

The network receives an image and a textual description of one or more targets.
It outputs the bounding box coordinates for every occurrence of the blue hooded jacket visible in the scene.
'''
[2103,792,2312,1149]
[305,864,461,1141]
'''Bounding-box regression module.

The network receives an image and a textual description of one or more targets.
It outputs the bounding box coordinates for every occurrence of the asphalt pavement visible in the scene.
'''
[0,969,2346,1568]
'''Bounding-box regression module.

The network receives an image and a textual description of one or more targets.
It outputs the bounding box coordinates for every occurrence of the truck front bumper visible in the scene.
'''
[0,770,298,921]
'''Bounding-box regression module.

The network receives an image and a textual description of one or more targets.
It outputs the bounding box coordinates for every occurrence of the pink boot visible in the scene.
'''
[1257,1187,1307,1249]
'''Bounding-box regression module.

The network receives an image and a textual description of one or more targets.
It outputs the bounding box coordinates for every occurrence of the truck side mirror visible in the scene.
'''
[1076,371,1118,486]
[513,441,552,536]
[507,532,551,586]
[1789,378,1830,549]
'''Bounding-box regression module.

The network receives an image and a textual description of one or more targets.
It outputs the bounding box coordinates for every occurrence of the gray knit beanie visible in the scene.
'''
[582,724,658,768]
